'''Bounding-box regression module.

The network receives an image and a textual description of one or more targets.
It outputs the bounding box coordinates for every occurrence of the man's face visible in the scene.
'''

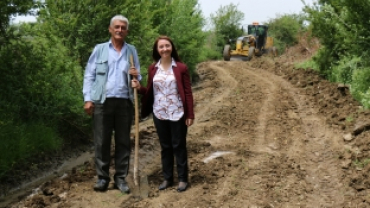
[109,20,128,41]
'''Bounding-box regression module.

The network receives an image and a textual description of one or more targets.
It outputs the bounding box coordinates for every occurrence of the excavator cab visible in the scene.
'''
[247,25,268,52]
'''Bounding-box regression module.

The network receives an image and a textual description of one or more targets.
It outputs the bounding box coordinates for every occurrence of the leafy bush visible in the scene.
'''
[199,47,222,61]
[0,24,85,126]
[351,67,370,104]
[266,13,306,53]
[311,47,337,80]
[0,25,90,179]
[331,56,362,84]
[359,89,370,109]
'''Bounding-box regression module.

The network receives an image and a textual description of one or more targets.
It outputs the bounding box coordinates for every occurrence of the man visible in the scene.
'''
[83,15,141,194]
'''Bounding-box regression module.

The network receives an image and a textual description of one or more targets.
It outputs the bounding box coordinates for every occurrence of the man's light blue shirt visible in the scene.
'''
[83,40,141,102]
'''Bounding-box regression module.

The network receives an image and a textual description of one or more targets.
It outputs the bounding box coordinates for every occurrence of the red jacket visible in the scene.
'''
[138,62,194,120]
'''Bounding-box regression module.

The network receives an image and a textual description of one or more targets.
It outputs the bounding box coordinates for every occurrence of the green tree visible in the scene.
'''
[151,0,205,77]
[209,3,244,53]
[39,0,158,71]
[266,13,306,53]
[304,0,370,76]
[0,0,34,44]
[0,23,85,133]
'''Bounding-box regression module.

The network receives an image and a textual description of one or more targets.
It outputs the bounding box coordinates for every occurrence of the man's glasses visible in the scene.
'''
[113,25,127,31]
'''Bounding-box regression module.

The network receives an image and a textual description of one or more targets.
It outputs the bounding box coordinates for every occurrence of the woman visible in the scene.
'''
[131,36,194,192]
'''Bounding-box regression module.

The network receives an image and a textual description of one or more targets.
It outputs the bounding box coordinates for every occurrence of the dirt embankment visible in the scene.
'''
[4,52,370,208]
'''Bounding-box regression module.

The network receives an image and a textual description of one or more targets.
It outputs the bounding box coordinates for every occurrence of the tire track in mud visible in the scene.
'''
[203,61,296,207]
[241,65,280,155]
[205,61,346,207]
[194,62,237,125]
[191,62,241,149]
[244,65,346,207]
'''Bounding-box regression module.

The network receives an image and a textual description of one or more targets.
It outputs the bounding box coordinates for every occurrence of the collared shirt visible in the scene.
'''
[83,40,141,102]
[153,58,184,121]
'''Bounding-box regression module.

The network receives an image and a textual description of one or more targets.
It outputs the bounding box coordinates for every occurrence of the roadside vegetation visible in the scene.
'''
[303,0,370,108]
[1,0,370,182]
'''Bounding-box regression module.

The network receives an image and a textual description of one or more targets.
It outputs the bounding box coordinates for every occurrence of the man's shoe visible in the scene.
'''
[177,182,188,192]
[115,182,130,194]
[158,180,173,190]
[93,179,109,191]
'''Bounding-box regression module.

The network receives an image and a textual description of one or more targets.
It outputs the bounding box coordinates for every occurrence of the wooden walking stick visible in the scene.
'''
[129,54,140,186]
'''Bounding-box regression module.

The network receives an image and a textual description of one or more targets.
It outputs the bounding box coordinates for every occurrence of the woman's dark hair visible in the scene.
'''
[152,35,181,63]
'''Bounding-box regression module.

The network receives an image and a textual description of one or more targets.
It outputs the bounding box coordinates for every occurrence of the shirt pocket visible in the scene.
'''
[96,60,108,75]
[90,61,108,102]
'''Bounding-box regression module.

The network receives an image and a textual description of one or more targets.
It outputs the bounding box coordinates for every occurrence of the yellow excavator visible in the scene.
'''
[223,22,277,61]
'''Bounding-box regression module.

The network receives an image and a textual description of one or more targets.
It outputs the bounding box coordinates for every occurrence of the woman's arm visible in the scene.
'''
[182,65,194,120]
[131,64,155,94]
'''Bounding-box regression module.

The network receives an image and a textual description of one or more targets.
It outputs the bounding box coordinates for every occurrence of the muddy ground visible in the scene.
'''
[3,48,370,207]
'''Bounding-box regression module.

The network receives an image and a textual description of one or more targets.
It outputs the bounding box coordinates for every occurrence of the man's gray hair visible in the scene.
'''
[110,15,129,29]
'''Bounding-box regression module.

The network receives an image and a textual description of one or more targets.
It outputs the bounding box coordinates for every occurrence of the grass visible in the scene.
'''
[294,59,318,70]
[0,122,61,179]
[78,166,86,174]
[353,158,370,169]
[346,115,354,122]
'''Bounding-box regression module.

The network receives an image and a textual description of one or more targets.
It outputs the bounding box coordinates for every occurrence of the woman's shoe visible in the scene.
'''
[158,180,173,190]
[177,182,188,192]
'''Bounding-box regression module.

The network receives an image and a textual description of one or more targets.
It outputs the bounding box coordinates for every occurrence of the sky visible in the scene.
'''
[198,0,315,28]
[12,0,315,25]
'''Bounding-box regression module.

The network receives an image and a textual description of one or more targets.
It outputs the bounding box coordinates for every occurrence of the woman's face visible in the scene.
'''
[157,39,172,59]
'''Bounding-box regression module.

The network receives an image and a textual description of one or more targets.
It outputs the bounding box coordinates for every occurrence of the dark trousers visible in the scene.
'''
[93,98,133,184]
[153,115,188,182]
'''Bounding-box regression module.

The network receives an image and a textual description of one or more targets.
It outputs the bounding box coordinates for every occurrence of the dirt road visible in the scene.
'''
[5,56,370,208]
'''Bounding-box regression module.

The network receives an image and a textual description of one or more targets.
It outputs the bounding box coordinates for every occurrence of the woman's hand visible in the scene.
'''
[131,79,141,89]
[186,119,194,127]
